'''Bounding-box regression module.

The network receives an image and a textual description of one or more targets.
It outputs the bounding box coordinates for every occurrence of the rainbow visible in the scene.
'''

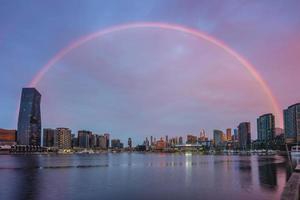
[28,22,283,127]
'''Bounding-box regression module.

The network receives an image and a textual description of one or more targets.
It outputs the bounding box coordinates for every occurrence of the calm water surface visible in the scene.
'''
[0,153,292,200]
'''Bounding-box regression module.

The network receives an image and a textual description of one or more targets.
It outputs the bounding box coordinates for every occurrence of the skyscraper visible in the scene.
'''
[257,113,275,143]
[17,88,41,146]
[238,122,251,150]
[284,103,300,144]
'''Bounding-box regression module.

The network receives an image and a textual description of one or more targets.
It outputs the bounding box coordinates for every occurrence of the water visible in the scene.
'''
[0,153,291,200]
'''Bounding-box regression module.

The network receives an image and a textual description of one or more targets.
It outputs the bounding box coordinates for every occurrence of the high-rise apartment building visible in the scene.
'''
[257,113,275,143]
[284,103,300,144]
[238,122,251,150]
[56,128,72,149]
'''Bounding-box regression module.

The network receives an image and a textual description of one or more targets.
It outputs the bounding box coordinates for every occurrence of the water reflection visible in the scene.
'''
[0,154,289,200]
[14,156,40,200]
[258,161,277,188]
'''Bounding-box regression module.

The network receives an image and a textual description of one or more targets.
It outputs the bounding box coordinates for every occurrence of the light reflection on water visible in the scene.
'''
[0,153,290,200]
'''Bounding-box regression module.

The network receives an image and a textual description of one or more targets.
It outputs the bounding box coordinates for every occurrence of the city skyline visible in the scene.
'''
[13,87,293,147]
[1,1,300,144]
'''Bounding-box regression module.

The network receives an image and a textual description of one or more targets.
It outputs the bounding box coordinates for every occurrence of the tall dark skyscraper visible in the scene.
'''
[257,113,275,143]
[17,88,41,146]
[238,122,251,150]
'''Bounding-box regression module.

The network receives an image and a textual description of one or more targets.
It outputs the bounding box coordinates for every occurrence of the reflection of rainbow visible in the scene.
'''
[28,22,282,127]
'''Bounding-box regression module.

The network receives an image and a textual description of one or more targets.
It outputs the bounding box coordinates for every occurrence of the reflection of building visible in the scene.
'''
[0,129,16,145]
[258,161,277,187]
[56,128,72,149]
[257,113,275,144]
[213,130,223,147]
[43,128,56,147]
[17,88,41,146]
[186,135,197,144]
[238,122,251,150]
[284,103,300,144]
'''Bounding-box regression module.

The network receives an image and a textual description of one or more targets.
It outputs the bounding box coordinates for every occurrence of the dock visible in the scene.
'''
[281,164,300,200]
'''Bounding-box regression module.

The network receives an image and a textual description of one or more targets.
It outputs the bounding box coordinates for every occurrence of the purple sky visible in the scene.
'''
[0,0,299,144]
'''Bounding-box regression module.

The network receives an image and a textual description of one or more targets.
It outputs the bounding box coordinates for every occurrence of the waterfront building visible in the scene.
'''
[104,133,110,148]
[233,129,238,141]
[257,113,275,144]
[111,139,123,149]
[150,136,153,146]
[155,138,165,150]
[71,134,78,148]
[284,103,300,144]
[0,129,16,146]
[144,137,150,150]
[226,128,232,141]
[17,88,41,146]
[199,129,208,142]
[128,138,132,148]
[169,137,178,147]
[186,135,197,144]
[90,134,97,148]
[43,128,56,147]
[97,135,107,149]
[165,135,169,147]
[238,122,251,150]
[222,132,227,142]
[178,136,183,145]
[78,130,91,148]
[56,128,72,149]
[213,130,223,147]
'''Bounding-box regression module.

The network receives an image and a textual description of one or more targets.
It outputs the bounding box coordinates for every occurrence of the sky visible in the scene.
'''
[0,0,299,144]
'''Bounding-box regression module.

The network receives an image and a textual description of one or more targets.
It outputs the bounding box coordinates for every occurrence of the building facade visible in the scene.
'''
[284,103,300,144]
[43,128,56,147]
[0,129,17,146]
[111,139,123,149]
[186,135,198,144]
[17,88,41,146]
[56,128,71,149]
[257,113,275,144]
[213,130,223,147]
[226,128,232,141]
[238,122,251,150]
[104,133,110,149]
[128,138,132,148]
[78,130,91,148]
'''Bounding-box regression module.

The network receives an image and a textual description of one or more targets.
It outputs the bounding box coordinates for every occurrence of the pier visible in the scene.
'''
[281,164,300,200]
